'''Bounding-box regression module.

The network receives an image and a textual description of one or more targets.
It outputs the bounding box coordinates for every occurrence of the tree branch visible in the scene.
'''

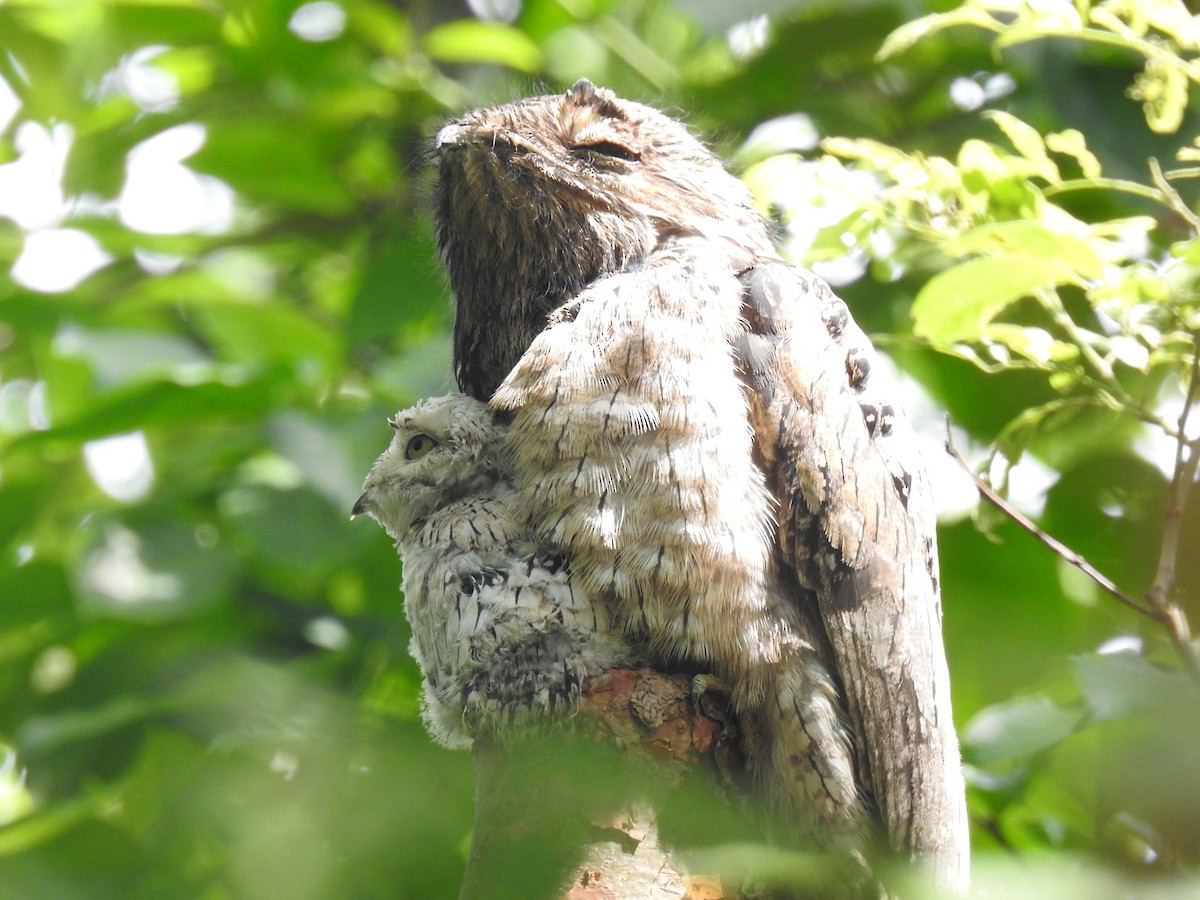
[460,668,751,900]
[944,424,1200,684]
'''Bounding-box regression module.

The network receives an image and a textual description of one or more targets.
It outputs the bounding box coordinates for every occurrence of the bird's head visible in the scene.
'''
[352,394,509,540]
[434,79,774,399]
[436,78,765,248]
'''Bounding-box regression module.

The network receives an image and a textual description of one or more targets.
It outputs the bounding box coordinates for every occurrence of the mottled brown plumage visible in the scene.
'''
[434,79,968,890]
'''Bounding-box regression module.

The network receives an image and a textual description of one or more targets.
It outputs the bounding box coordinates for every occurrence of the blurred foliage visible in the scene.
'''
[0,0,1199,896]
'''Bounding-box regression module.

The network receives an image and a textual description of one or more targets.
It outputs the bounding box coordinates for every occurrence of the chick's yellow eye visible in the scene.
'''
[404,434,437,460]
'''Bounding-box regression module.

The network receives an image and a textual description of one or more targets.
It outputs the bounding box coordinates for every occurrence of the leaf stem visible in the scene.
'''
[996,25,1200,84]
[1045,178,1166,205]
[1039,289,1116,383]
[1149,158,1200,231]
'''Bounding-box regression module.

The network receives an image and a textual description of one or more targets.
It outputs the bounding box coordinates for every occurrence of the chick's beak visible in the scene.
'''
[351,492,370,519]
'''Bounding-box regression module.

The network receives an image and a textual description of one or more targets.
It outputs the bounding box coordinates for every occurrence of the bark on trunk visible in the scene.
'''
[458,668,744,900]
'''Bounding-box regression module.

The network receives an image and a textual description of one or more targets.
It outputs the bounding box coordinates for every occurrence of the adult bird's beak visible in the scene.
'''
[434,123,468,150]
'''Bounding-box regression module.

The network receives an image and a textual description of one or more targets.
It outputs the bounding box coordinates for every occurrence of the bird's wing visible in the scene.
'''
[736,261,968,885]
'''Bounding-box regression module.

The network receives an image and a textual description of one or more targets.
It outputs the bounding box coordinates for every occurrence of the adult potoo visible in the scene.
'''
[353,394,630,748]
[435,79,969,889]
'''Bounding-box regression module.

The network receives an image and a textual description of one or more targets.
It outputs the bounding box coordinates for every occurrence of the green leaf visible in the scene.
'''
[348,3,412,57]
[221,485,367,593]
[984,111,1059,182]
[1044,129,1101,179]
[0,481,51,554]
[75,517,241,622]
[0,788,120,857]
[188,301,343,383]
[191,121,354,214]
[981,324,1079,365]
[52,325,212,389]
[943,222,1105,280]
[1070,653,1195,723]
[18,695,164,755]
[1175,238,1200,265]
[993,396,1099,463]
[913,256,1078,344]
[962,695,1083,764]
[153,46,216,97]
[876,9,1004,60]
[0,559,72,633]
[346,226,445,347]
[8,377,280,450]
[423,21,543,73]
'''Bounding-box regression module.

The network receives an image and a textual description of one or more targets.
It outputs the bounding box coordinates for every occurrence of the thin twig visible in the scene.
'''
[946,422,1200,684]
[1039,288,1115,384]
[1150,157,1200,231]
[944,427,1157,619]
[1143,339,1200,681]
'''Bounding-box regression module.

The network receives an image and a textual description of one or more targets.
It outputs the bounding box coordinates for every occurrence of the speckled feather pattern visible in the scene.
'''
[354,394,631,749]
[738,263,964,868]
[492,239,865,838]
[435,80,969,890]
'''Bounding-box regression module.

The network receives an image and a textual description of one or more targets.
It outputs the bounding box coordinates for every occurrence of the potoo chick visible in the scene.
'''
[434,79,969,889]
[353,393,631,748]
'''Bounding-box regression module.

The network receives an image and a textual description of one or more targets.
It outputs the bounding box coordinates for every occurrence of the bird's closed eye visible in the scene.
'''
[404,433,437,460]
[572,140,640,162]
